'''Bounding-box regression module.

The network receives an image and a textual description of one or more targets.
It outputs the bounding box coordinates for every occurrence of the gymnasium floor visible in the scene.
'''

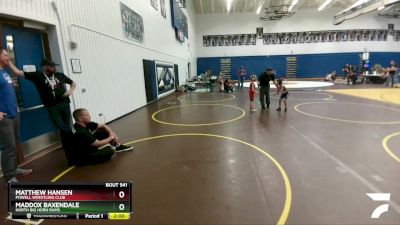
[1,83,400,225]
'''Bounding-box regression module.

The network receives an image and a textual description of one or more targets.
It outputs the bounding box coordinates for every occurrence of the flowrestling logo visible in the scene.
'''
[3,73,12,84]
[366,193,391,219]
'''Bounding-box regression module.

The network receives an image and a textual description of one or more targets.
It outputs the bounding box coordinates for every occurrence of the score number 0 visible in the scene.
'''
[119,191,125,211]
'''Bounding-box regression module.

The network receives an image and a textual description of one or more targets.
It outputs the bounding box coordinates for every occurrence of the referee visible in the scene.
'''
[258,68,278,109]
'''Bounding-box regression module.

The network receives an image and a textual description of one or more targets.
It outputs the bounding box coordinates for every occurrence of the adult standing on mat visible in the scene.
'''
[9,58,76,165]
[0,48,32,183]
[258,68,278,110]
[238,65,246,91]
[342,64,351,85]
[386,60,398,87]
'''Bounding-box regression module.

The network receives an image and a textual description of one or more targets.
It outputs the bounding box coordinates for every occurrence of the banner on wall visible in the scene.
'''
[256,27,263,39]
[203,34,256,47]
[160,0,166,18]
[120,3,144,43]
[156,62,175,98]
[170,0,188,41]
[150,0,158,10]
[395,31,400,41]
[203,29,394,47]
[388,24,394,35]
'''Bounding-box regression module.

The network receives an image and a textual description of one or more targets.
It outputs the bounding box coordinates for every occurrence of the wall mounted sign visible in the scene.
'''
[70,59,81,73]
[120,3,144,43]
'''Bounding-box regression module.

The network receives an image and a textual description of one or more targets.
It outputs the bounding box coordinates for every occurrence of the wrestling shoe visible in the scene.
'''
[8,177,18,183]
[115,144,133,153]
[16,168,33,175]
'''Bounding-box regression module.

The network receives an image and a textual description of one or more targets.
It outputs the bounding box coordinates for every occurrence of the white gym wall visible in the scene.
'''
[0,0,197,123]
[196,8,400,57]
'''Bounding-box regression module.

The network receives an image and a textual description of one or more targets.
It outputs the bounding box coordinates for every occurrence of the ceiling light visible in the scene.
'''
[350,0,371,8]
[340,0,371,13]
[318,0,334,11]
[256,5,263,14]
[333,0,400,25]
[288,0,299,12]
[227,0,233,13]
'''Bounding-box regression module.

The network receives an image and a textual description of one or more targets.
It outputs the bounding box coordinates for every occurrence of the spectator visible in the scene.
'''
[238,65,246,91]
[342,64,350,82]
[209,74,217,92]
[324,71,337,82]
[72,108,133,166]
[346,65,356,85]
[217,73,224,92]
[224,79,234,92]
[0,48,32,183]
[386,60,398,87]
[11,58,77,165]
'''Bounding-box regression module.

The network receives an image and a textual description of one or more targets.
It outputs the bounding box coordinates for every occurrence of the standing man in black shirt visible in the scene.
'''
[258,68,278,109]
[11,59,76,164]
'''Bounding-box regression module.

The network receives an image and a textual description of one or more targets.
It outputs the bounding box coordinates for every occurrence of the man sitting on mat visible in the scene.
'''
[71,108,133,166]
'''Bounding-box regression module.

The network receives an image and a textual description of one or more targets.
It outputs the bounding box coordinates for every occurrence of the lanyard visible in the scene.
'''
[43,73,57,97]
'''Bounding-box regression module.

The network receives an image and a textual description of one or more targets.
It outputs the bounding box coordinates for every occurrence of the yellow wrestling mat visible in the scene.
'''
[326,89,400,105]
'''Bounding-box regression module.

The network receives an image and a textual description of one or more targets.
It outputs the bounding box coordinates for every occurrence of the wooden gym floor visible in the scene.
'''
[1,83,400,225]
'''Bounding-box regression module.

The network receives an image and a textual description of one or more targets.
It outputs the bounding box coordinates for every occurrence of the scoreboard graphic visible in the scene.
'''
[9,182,132,220]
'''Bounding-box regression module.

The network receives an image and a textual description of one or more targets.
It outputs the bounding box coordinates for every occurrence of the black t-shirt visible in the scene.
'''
[24,72,73,107]
[342,66,349,74]
[258,72,275,87]
[389,65,397,75]
[73,122,99,154]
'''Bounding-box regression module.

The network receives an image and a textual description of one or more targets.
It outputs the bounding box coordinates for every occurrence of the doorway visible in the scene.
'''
[1,22,59,152]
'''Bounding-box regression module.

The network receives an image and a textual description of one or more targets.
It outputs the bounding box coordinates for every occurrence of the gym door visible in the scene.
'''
[2,25,56,142]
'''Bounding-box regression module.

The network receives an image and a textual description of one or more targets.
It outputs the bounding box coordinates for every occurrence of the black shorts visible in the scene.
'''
[280,92,288,99]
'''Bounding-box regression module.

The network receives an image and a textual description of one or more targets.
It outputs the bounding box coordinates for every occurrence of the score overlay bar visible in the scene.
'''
[9,182,132,220]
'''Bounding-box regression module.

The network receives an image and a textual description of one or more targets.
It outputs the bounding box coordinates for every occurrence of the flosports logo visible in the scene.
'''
[366,193,391,219]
